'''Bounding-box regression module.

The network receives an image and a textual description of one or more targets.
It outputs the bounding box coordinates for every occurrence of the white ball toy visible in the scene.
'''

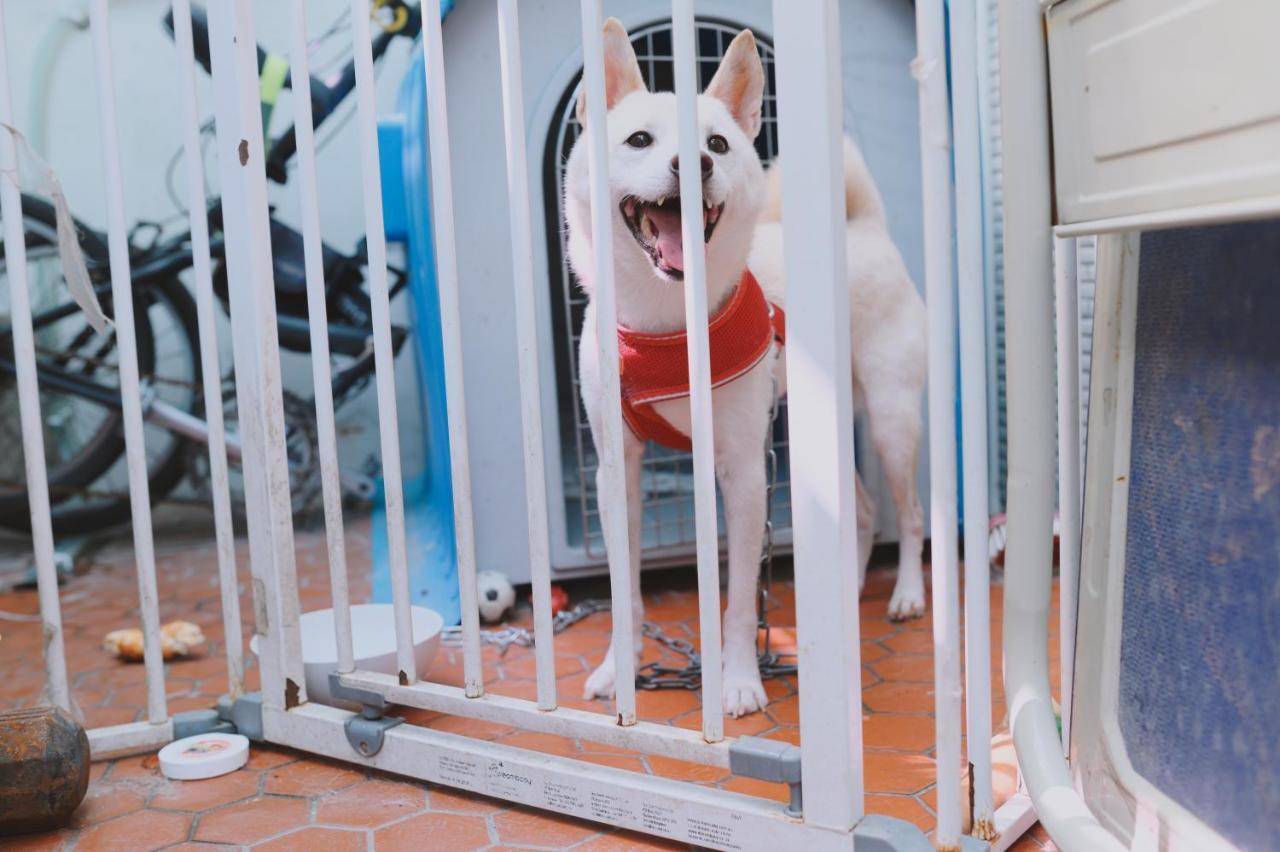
[476,570,516,623]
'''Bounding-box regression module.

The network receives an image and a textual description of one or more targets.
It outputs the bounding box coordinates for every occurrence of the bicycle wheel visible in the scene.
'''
[0,194,202,535]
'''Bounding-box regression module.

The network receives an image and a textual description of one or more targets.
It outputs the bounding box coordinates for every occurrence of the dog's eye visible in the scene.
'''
[625,131,653,148]
[707,134,729,154]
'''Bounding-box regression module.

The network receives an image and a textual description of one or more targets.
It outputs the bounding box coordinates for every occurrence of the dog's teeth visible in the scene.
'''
[640,214,655,241]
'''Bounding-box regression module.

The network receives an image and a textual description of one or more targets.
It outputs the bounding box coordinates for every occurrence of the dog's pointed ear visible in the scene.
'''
[576,18,646,125]
[706,30,764,139]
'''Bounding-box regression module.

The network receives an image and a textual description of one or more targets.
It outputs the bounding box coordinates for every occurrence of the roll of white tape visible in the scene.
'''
[158,733,250,781]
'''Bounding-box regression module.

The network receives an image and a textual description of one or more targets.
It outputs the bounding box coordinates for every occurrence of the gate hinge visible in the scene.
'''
[729,735,803,817]
[328,672,402,757]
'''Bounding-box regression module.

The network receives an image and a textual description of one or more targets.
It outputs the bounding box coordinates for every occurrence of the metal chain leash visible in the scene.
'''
[447,373,795,691]
[756,377,797,682]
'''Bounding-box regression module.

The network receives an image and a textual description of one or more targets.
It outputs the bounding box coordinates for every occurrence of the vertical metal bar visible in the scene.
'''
[998,1,1121,848]
[913,0,963,844]
[420,0,481,695]
[170,0,244,699]
[88,0,167,724]
[950,0,994,837]
[671,0,723,743]
[290,0,355,675]
[350,0,416,684]
[496,0,556,710]
[205,0,306,709]
[0,2,71,714]
[1054,235,1080,756]
[577,0,637,725]
[771,0,864,830]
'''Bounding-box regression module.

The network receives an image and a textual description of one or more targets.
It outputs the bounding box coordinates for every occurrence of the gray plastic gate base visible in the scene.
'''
[853,815,989,851]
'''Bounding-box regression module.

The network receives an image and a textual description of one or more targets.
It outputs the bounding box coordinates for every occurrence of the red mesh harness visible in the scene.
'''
[617,270,785,451]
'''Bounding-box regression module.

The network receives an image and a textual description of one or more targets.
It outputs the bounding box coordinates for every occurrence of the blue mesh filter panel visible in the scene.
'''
[1119,221,1280,851]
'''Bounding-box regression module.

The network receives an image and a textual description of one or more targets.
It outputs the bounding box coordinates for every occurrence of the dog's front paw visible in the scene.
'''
[722,662,767,718]
[583,659,617,700]
[887,574,926,621]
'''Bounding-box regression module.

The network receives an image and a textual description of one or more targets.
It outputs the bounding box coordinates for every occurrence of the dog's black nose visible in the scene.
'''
[669,153,713,178]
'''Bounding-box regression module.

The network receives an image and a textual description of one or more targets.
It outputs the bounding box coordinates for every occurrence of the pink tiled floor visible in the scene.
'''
[0,517,1060,850]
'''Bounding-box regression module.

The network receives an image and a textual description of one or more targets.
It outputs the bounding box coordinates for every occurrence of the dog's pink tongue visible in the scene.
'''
[647,207,685,272]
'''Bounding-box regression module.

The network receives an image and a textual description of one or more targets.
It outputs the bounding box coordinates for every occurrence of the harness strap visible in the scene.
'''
[617,270,785,451]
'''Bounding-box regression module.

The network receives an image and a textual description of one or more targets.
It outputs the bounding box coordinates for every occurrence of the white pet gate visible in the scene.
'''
[2,0,1055,849]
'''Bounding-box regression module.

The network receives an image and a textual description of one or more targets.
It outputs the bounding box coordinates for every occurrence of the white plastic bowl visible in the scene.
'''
[250,604,443,709]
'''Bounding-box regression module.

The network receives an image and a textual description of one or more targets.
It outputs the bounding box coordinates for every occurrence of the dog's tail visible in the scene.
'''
[758,136,887,226]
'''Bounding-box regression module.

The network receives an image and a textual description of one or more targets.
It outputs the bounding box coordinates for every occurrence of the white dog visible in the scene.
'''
[564,20,927,717]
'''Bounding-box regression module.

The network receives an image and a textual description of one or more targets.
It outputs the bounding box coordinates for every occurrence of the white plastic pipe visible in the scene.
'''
[170,0,244,699]
[0,1,72,714]
[771,0,865,831]
[950,0,995,837]
[577,0,637,725]
[1053,235,1081,756]
[89,0,167,724]
[352,0,416,685]
[671,0,723,744]
[913,0,963,844]
[289,0,355,676]
[421,0,482,696]
[496,0,557,711]
[998,1,1123,849]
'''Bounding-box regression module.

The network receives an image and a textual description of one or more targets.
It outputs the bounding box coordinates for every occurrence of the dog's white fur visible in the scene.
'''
[564,21,926,717]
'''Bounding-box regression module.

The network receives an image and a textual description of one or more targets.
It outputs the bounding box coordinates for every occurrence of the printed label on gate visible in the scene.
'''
[485,761,537,803]
[435,754,482,791]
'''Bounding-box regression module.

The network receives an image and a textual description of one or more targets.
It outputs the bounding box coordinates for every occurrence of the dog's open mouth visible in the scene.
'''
[620,195,725,280]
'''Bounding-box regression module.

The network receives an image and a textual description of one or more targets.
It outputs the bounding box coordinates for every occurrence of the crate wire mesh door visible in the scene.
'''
[548,19,790,558]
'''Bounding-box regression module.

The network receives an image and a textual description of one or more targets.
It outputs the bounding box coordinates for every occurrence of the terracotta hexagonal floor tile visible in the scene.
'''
[635,688,702,723]
[862,640,891,663]
[104,752,162,783]
[863,752,936,796]
[883,631,935,655]
[863,713,937,753]
[263,758,364,796]
[494,729,582,758]
[718,774,789,803]
[426,785,504,815]
[863,681,935,715]
[193,796,311,845]
[244,745,298,771]
[765,695,799,726]
[647,755,728,784]
[71,782,147,827]
[492,805,599,847]
[374,811,491,851]
[671,707,774,738]
[575,752,649,773]
[315,778,427,828]
[75,809,191,851]
[866,793,934,832]
[421,713,515,740]
[149,769,261,811]
[254,826,366,851]
[762,726,800,745]
[870,653,938,684]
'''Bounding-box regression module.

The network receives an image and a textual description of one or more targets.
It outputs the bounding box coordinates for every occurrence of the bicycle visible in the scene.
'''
[0,1,423,535]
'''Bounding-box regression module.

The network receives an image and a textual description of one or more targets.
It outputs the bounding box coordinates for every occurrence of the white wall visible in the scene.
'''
[3,0,425,485]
